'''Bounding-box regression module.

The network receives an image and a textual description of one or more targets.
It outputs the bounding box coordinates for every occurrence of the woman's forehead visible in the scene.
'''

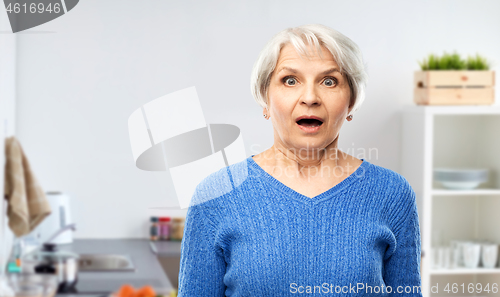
[277,43,338,68]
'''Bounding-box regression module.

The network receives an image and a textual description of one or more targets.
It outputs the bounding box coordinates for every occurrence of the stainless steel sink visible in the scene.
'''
[78,254,135,272]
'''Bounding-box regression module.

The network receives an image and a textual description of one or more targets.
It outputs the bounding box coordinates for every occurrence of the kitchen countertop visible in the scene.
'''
[54,239,173,297]
[149,241,182,257]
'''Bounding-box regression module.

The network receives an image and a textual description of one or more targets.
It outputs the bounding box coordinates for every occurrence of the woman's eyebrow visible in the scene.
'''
[277,67,341,75]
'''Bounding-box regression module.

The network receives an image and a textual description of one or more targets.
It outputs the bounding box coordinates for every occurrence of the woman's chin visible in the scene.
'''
[288,140,329,151]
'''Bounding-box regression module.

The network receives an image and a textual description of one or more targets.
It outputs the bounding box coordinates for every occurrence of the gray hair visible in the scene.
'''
[250,24,368,117]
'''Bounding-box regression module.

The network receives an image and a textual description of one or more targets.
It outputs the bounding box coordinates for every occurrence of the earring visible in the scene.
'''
[263,107,270,119]
[347,115,353,120]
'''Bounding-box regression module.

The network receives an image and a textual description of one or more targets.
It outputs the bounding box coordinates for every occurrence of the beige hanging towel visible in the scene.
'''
[3,136,51,237]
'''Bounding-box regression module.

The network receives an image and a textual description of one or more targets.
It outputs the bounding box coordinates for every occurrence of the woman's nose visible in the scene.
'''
[300,84,321,106]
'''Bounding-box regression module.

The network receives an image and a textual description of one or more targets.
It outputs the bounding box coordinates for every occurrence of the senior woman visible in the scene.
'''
[178,24,422,296]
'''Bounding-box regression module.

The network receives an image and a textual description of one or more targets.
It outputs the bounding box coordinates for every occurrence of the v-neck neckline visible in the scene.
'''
[247,154,371,205]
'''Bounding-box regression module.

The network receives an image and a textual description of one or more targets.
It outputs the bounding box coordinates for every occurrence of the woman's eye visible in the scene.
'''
[281,76,337,87]
[282,76,297,86]
[324,77,337,87]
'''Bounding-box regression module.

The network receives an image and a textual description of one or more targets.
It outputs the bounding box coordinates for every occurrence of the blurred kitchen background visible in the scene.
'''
[1,0,500,295]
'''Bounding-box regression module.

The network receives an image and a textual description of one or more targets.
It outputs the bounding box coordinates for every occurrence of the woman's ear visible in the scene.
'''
[346,105,354,121]
[263,108,269,119]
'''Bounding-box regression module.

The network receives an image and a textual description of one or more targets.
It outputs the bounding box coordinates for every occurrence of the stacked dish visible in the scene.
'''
[434,168,489,190]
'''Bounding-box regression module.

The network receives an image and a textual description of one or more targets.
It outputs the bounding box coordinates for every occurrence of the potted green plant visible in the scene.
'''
[414,52,495,105]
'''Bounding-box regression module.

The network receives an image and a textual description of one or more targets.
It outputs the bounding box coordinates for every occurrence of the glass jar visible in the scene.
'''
[158,217,171,241]
[150,217,159,241]
[170,218,185,241]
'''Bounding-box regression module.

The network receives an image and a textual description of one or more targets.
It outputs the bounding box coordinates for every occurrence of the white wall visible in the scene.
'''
[0,5,16,266]
[13,0,500,238]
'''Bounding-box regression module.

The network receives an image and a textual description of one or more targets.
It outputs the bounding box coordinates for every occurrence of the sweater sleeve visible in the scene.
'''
[177,202,226,296]
[383,182,423,296]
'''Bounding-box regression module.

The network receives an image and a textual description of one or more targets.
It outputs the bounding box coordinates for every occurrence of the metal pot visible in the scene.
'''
[23,242,80,293]
[22,223,79,293]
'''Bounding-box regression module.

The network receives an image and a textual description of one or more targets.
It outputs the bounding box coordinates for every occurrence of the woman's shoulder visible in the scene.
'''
[366,162,417,216]
[189,156,253,207]
[365,161,414,193]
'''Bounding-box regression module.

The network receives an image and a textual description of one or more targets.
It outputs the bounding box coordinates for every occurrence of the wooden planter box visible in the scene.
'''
[414,70,495,105]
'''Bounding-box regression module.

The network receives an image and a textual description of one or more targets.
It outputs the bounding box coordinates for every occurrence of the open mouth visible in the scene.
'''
[296,118,323,127]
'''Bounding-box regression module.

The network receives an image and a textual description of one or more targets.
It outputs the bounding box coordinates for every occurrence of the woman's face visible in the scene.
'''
[267,43,352,156]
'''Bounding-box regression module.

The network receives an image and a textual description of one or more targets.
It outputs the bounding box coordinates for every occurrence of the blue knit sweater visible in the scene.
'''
[178,155,422,296]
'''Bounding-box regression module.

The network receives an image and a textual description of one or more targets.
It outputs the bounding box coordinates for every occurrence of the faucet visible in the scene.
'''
[43,223,77,248]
